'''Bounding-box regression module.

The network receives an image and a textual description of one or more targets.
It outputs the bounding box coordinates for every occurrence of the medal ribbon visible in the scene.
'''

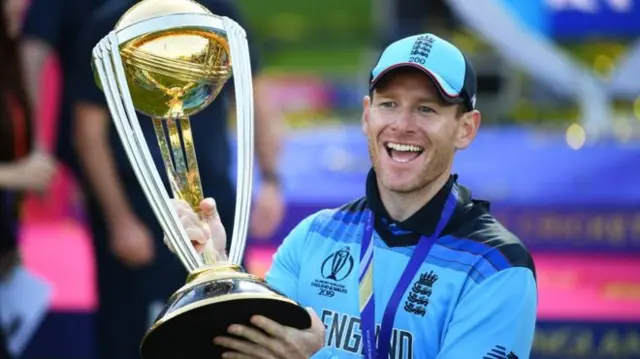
[358,189,457,359]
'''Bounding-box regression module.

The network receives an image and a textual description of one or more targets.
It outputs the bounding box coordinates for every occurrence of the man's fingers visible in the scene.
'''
[192,242,205,253]
[306,307,326,344]
[179,210,202,229]
[220,351,257,359]
[200,197,217,218]
[227,324,284,356]
[249,316,285,339]
[213,336,272,359]
[170,198,191,212]
[173,202,201,224]
[185,228,207,245]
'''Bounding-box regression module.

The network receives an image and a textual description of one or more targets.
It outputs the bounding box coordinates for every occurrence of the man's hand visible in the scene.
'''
[249,182,285,239]
[168,198,228,257]
[109,215,155,267]
[213,307,325,359]
[5,151,56,192]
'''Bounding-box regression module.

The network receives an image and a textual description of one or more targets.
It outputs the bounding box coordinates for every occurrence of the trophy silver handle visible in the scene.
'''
[223,18,255,266]
[92,32,203,272]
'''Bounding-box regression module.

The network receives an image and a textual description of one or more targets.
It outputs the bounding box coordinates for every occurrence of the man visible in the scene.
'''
[20,0,108,175]
[69,1,285,359]
[172,33,538,358]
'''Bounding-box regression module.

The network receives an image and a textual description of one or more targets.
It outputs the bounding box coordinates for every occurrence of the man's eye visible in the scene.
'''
[379,101,396,108]
[418,106,435,113]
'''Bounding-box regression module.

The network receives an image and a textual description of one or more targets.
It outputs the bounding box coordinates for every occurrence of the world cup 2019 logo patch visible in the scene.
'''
[322,247,354,281]
[312,247,355,298]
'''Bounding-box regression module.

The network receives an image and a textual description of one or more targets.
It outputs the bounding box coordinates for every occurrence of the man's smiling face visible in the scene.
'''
[363,67,479,194]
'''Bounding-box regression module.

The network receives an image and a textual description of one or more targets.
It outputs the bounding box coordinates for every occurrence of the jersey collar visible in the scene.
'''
[365,168,480,246]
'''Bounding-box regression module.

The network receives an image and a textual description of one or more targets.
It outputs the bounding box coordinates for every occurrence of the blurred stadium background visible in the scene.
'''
[13,0,640,358]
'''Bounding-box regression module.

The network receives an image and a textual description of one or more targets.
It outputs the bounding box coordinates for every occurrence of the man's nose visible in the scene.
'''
[390,109,416,133]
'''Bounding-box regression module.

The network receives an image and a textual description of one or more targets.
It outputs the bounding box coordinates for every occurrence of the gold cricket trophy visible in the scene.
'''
[90,0,311,358]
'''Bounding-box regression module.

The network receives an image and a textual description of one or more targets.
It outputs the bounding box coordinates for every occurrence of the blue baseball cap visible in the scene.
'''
[370,33,477,111]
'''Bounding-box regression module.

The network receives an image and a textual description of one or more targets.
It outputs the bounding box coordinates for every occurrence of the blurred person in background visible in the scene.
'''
[0,0,56,358]
[19,0,109,179]
[69,1,285,358]
[378,0,458,46]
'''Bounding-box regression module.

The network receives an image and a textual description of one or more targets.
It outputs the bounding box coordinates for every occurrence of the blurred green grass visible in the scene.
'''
[237,0,373,73]
[234,2,638,126]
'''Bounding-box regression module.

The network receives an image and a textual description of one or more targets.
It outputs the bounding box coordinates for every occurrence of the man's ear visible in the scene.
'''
[454,109,481,150]
[362,95,372,135]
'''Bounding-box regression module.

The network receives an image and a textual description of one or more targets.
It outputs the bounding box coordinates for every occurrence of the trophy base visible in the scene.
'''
[140,265,311,359]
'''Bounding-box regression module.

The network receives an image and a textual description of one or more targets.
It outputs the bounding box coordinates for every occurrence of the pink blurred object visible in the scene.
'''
[17,53,96,311]
[535,253,640,321]
[18,219,97,311]
[263,74,331,113]
[245,247,277,278]
[21,54,84,223]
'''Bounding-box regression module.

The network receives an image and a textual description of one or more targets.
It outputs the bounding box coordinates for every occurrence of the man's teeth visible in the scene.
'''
[386,142,423,152]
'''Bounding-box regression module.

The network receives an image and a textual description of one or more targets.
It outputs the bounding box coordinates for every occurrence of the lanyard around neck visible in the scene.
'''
[359,189,457,359]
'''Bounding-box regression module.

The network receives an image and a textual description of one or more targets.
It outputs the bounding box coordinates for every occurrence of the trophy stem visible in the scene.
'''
[152,118,183,199]
[152,116,219,265]
[177,116,203,203]
[165,118,192,197]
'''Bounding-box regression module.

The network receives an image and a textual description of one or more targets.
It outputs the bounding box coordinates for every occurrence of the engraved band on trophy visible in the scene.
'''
[90,0,311,358]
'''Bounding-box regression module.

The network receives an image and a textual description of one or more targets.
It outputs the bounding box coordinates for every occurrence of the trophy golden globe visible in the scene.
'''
[90,0,311,358]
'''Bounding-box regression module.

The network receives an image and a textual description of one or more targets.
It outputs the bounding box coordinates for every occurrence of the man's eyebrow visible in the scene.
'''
[414,95,444,103]
[419,99,440,105]
[373,89,445,104]
[377,95,443,104]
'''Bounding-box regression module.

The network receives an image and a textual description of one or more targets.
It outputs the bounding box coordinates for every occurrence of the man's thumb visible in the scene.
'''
[200,197,217,216]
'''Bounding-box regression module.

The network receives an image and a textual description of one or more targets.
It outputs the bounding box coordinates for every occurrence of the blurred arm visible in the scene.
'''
[20,40,50,116]
[436,267,537,359]
[70,17,135,226]
[208,0,283,182]
[253,74,283,182]
[73,103,135,225]
[0,165,20,189]
[265,213,319,300]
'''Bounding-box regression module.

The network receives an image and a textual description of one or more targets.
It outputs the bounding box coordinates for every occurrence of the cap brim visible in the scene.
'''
[370,63,465,106]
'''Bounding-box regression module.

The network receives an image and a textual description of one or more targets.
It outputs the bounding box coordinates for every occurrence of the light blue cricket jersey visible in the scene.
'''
[265,173,537,359]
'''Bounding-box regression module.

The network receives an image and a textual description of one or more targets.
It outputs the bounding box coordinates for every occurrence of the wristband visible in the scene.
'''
[261,171,281,186]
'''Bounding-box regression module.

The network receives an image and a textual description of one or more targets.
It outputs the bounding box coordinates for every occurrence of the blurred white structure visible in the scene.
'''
[610,39,640,100]
[445,0,615,136]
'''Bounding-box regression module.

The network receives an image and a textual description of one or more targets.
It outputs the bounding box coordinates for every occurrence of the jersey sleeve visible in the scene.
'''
[436,267,537,359]
[264,213,319,301]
